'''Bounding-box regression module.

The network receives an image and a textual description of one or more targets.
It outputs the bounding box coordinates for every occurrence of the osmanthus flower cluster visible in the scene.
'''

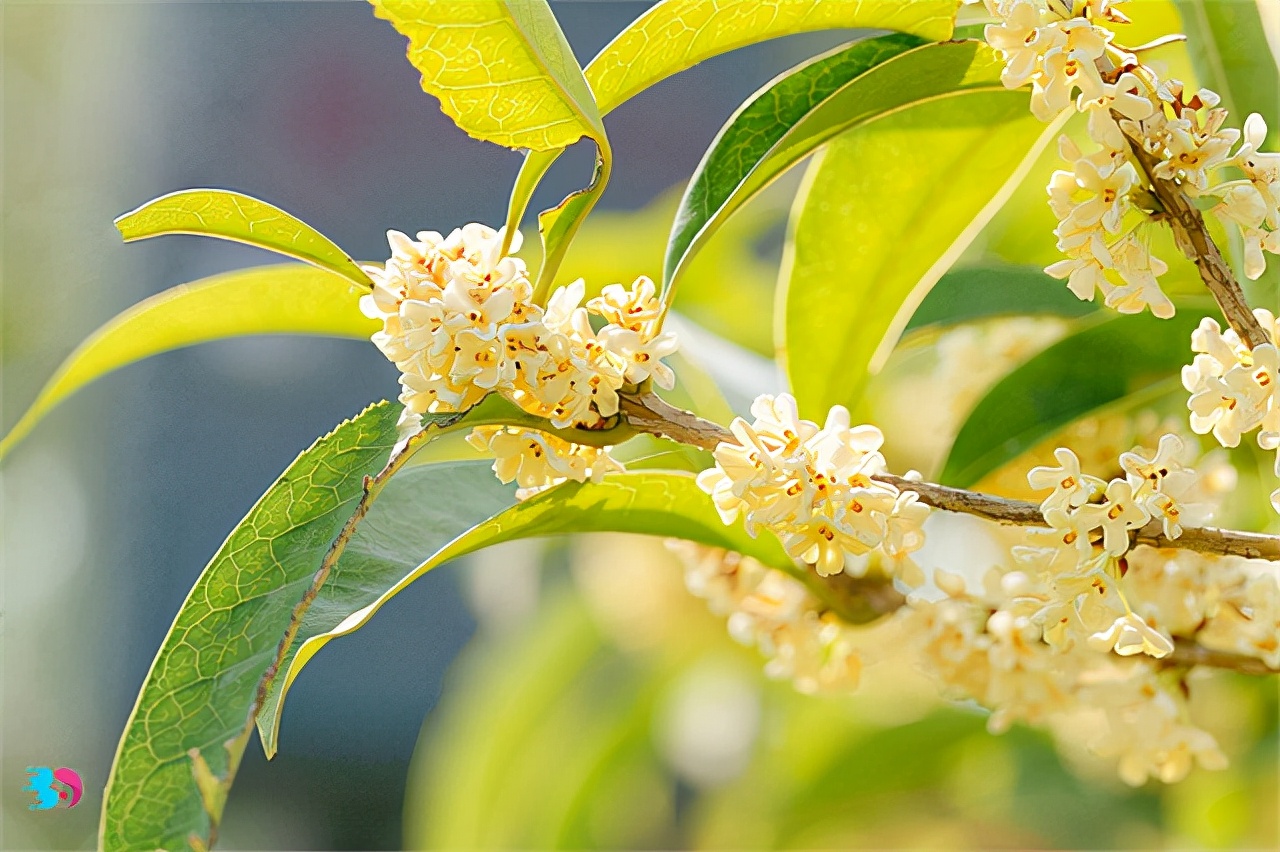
[679,375,1277,784]
[1030,434,1208,568]
[1024,434,1211,658]
[694,394,930,579]
[983,0,1280,316]
[1183,309,1280,509]
[669,541,863,694]
[360,223,677,489]
[894,432,1251,785]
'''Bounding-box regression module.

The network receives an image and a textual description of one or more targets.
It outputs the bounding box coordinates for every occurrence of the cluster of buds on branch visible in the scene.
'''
[1183,310,1280,509]
[361,224,677,488]
[984,0,1280,320]
[695,395,929,579]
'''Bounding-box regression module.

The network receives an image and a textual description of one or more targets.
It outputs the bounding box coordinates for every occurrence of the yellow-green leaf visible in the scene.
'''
[255,466,892,756]
[0,265,376,460]
[780,86,1065,419]
[371,0,604,152]
[100,402,402,851]
[115,189,370,288]
[587,0,956,117]
[532,156,609,298]
[509,0,960,288]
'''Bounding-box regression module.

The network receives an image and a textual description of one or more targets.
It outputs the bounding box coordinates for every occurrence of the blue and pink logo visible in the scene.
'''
[24,767,83,810]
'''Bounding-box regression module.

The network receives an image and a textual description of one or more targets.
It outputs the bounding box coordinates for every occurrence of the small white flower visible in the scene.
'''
[985,0,1056,89]
[1104,233,1173,318]
[1027,447,1102,513]
[1077,72,1155,150]
[597,326,679,388]
[1033,21,1110,120]
[1088,611,1174,658]
[1089,478,1152,555]
[1120,433,1184,492]
[1045,251,1111,302]
[587,275,662,334]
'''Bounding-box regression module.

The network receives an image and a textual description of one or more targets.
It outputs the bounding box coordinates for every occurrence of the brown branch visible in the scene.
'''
[621,391,1280,561]
[1120,117,1269,349]
[1166,640,1279,675]
[617,392,1280,676]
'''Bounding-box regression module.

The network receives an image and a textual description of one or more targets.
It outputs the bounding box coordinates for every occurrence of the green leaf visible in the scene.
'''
[259,471,785,733]
[371,0,604,152]
[0,264,376,460]
[255,467,888,753]
[940,310,1206,487]
[100,401,401,851]
[115,189,370,288]
[1175,0,1279,148]
[255,461,516,758]
[533,155,610,299]
[372,0,613,286]
[587,0,956,117]
[510,0,959,292]
[666,34,924,292]
[905,264,1098,332]
[779,80,1065,419]
[667,38,1045,300]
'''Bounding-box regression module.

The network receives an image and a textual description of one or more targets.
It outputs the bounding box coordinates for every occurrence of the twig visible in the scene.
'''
[1166,640,1279,675]
[1120,116,1269,349]
[620,391,1280,561]
[617,390,1280,676]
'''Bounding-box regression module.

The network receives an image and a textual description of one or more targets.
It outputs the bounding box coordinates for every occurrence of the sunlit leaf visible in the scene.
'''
[115,189,369,288]
[256,466,890,754]
[940,310,1206,487]
[588,0,955,116]
[373,0,612,288]
[371,0,604,152]
[100,402,401,851]
[665,33,936,294]
[532,157,609,299]
[0,265,376,460]
[512,0,959,293]
[780,82,1064,419]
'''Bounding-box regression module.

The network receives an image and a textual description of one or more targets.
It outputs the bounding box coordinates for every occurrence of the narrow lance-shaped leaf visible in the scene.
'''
[255,467,891,756]
[940,309,1206,487]
[667,37,1030,299]
[100,402,401,851]
[100,396,599,847]
[372,0,604,153]
[780,75,1066,419]
[590,0,956,117]
[508,0,959,291]
[115,189,370,288]
[0,265,377,460]
[905,264,1097,332]
[532,156,609,301]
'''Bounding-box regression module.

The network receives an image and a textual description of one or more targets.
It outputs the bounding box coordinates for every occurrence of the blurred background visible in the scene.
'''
[2,2,1277,850]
